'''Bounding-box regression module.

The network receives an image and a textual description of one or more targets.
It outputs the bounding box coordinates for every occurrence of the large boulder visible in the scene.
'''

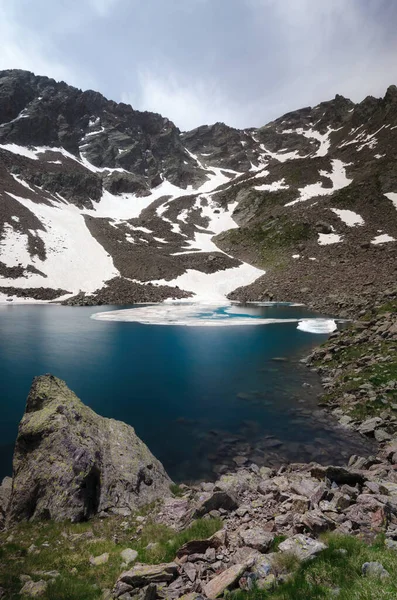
[7,374,171,523]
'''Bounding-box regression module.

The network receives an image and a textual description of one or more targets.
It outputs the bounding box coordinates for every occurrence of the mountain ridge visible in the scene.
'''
[0,70,396,309]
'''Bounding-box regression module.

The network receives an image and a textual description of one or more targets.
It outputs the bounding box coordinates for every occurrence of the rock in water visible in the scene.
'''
[7,374,171,523]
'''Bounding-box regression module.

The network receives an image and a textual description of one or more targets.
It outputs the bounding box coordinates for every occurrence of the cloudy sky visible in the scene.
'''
[1,0,396,130]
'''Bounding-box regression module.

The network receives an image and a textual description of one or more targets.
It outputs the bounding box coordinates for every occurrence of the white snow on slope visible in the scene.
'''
[151,262,264,304]
[1,192,118,293]
[0,144,40,160]
[0,224,33,267]
[285,160,352,207]
[318,233,343,245]
[371,234,396,245]
[172,199,239,256]
[385,192,397,211]
[331,209,364,227]
[254,179,289,192]
[282,126,338,157]
[258,143,301,163]
[0,143,264,303]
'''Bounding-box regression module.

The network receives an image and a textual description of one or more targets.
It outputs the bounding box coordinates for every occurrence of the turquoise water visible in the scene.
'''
[0,303,373,482]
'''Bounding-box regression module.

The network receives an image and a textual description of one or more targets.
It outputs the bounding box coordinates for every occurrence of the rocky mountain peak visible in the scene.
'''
[0,70,396,309]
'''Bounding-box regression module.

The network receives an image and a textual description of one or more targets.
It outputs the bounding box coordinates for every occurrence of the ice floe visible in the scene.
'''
[297,319,337,334]
[92,303,338,332]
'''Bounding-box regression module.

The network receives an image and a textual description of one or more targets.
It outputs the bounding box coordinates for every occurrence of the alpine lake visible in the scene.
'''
[0,302,375,482]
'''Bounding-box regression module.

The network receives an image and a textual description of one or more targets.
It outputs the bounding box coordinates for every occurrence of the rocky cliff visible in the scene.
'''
[0,70,396,307]
[6,374,171,523]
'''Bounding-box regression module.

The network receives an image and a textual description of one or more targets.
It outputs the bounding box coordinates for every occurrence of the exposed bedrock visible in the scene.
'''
[7,374,171,524]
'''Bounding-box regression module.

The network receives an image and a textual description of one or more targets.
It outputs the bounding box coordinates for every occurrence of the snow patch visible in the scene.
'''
[385,192,397,211]
[318,233,343,245]
[371,234,396,245]
[151,262,264,303]
[330,208,364,227]
[0,224,33,267]
[254,179,289,192]
[2,192,118,293]
[285,160,352,207]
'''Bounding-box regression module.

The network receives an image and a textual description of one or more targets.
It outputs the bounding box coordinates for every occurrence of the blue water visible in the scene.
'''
[0,303,373,482]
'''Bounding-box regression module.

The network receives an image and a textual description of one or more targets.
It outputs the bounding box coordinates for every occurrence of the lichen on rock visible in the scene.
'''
[7,374,171,523]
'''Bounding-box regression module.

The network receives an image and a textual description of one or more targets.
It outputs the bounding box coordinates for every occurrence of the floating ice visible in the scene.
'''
[297,319,337,334]
[92,304,337,332]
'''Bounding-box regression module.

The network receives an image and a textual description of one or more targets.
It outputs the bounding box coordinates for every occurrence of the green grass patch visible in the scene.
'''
[233,534,397,600]
[0,514,222,600]
[169,483,185,497]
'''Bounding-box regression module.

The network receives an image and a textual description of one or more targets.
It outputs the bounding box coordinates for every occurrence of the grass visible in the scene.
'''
[313,312,397,420]
[233,534,397,600]
[219,216,313,270]
[169,483,186,497]
[0,514,222,599]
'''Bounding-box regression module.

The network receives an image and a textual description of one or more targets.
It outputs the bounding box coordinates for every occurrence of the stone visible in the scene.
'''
[333,493,351,511]
[183,562,196,582]
[238,527,274,552]
[90,552,109,566]
[145,543,159,552]
[311,466,365,487]
[232,546,262,566]
[115,562,178,589]
[120,548,138,565]
[253,556,274,578]
[358,417,383,435]
[257,574,276,591]
[362,562,390,579]
[278,535,327,560]
[0,476,12,529]
[215,470,258,494]
[385,539,397,551]
[203,564,246,599]
[20,580,47,597]
[374,429,392,442]
[290,478,321,500]
[7,375,171,523]
[176,535,222,558]
[193,491,238,518]
[290,494,310,513]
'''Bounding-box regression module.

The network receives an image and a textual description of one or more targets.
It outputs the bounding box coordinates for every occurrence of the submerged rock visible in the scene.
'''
[7,375,171,523]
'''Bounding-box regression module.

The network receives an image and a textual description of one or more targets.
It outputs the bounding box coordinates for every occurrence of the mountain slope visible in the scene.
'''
[0,70,396,308]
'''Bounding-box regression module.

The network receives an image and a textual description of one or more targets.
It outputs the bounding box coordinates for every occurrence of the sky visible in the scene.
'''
[1,0,397,131]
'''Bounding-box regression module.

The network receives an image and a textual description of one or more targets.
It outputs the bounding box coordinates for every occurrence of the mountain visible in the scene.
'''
[0,69,396,310]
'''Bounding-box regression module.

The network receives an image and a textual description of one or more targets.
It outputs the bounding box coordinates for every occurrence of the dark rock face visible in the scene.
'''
[7,375,171,523]
[0,70,206,189]
[1,69,397,307]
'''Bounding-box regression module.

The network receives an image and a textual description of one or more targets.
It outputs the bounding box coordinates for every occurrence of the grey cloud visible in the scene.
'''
[0,0,396,130]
